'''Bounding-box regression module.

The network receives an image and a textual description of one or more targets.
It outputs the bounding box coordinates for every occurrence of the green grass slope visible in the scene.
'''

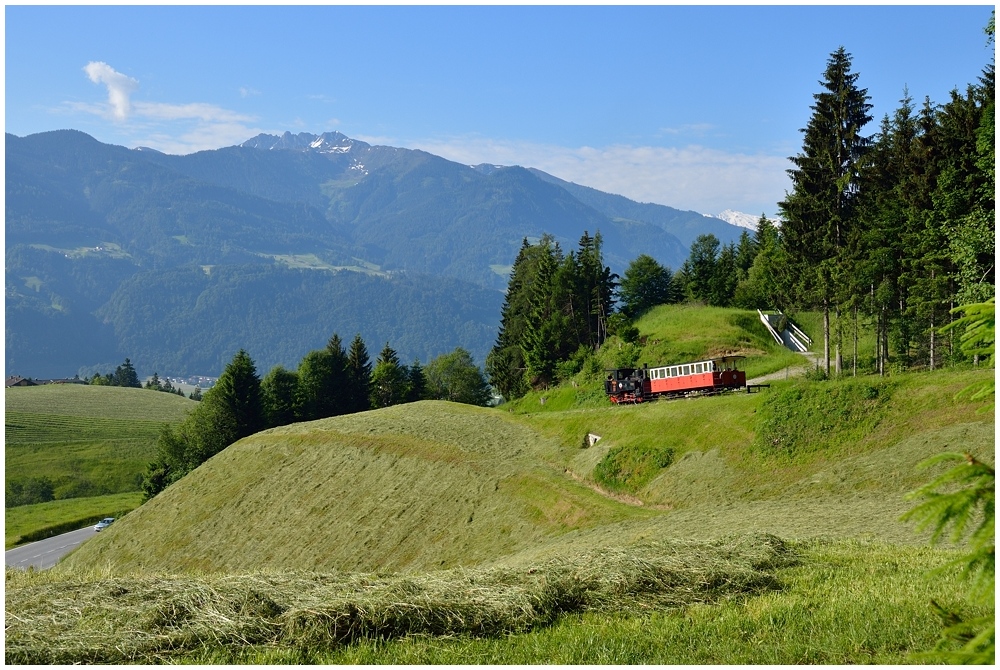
[8,303,994,663]
[61,366,992,577]
[508,368,992,544]
[5,384,194,500]
[61,401,653,574]
[505,305,814,413]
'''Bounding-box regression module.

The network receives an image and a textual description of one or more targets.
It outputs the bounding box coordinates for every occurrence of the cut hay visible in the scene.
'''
[5,534,794,664]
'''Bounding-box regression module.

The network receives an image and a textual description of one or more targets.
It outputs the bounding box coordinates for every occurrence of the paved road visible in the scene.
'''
[5,525,98,570]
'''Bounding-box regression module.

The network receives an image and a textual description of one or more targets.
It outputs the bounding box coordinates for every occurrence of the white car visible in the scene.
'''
[94,517,115,531]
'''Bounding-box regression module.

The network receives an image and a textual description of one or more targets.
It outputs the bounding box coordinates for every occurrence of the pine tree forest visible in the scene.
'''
[488,21,994,401]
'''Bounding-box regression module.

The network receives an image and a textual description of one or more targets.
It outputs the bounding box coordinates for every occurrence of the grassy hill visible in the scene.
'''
[61,367,992,575]
[4,384,195,545]
[6,306,993,663]
[502,304,814,413]
[59,401,653,573]
[5,384,194,498]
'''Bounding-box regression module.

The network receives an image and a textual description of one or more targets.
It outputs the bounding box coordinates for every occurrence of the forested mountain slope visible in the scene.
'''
[5,130,744,379]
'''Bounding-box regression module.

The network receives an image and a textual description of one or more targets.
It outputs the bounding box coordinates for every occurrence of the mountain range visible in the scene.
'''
[5,129,749,379]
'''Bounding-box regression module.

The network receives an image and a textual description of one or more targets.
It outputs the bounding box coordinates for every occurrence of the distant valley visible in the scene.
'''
[5,129,748,379]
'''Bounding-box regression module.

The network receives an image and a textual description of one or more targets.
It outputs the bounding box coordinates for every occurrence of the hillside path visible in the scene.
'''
[746,352,819,385]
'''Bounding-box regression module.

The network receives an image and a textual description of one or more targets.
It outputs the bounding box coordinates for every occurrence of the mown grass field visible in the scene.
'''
[5,384,194,540]
[177,542,982,665]
[5,307,993,663]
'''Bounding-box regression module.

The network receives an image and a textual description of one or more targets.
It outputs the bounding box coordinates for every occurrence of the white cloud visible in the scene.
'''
[138,122,270,155]
[239,86,261,98]
[83,61,139,121]
[406,136,791,216]
[132,101,256,123]
[74,61,266,154]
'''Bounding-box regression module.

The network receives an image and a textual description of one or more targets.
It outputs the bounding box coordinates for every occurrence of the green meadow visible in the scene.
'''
[4,307,993,663]
[4,492,143,549]
[5,384,194,542]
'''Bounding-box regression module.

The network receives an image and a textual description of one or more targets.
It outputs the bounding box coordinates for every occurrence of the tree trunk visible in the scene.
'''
[929,268,935,371]
[835,304,843,376]
[929,313,935,371]
[883,314,890,374]
[853,304,858,377]
[875,310,882,376]
[823,301,831,376]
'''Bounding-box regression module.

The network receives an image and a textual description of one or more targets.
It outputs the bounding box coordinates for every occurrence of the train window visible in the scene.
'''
[683,365,691,375]
[696,363,703,374]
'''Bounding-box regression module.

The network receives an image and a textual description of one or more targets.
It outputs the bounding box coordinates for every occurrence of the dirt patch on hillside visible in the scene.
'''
[563,468,672,510]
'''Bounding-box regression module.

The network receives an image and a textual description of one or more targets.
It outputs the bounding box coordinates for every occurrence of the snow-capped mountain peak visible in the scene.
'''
[240,131,367,154]
[712,209,760,231]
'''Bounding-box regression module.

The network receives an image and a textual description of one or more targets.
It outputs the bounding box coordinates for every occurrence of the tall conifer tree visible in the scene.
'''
[370,342,408,408]
[486,239,532,401]
[346,333,372,413]
[779,46,873,375]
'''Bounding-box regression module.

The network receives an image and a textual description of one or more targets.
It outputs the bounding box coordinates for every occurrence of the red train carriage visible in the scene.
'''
[604,355,747,404]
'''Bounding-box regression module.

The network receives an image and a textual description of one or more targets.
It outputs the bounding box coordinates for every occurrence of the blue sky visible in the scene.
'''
[5,4,994,217]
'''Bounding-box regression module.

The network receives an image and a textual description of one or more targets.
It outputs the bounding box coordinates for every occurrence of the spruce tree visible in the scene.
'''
[346,333,372,413]
[682,234,720,303]
[207,349,264,445]
[734,229,758,279]
[573,231,616,348]
[779,46,873,375]
[618,254,676,319]
[111,358,141,388]
[370,342,407,408]
[144,372,162,391]
[261,365,299,428]
[709,241,739,307]
[406,359,427,403]
[486,239,531,401]
[294,333,351,421]
[855,97,920,374]
[521,237,564,387]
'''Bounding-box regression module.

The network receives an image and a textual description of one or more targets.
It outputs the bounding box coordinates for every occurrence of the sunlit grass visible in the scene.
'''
[4,492,143,548]
[4,328,992,664]
[5,385,194,532]
[165,540,983,665]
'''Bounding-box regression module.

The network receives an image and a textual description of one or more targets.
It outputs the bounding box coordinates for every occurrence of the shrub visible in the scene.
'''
[753,378,894,459]
[594,444,675,493]
[5,478,56,508]
[613,343,642,370]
